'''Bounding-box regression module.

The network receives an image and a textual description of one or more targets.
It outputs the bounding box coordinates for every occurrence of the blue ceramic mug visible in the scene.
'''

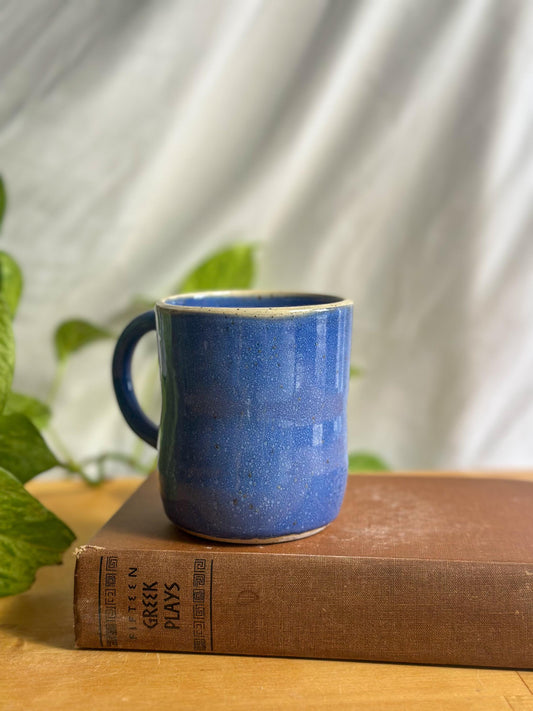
[112,291,353,543]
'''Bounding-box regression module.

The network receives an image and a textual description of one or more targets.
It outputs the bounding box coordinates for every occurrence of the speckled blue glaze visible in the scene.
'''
[112,292,353,542]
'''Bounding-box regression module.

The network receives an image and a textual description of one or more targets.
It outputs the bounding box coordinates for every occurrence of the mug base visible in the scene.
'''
[176,524,328,545]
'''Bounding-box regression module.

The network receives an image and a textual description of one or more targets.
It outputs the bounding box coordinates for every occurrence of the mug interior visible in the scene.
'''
[161,291,347,310]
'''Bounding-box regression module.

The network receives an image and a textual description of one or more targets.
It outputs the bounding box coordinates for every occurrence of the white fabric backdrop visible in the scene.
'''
[1,0,532,473]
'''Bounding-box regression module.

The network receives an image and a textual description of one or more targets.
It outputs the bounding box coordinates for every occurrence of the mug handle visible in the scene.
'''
[112,310,159,448]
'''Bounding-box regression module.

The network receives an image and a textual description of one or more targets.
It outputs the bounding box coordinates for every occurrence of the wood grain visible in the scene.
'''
[0,474,532,711]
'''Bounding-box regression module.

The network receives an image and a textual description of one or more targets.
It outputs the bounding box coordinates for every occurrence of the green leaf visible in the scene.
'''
[0,298,15,412]
[0,414,60,484]
[0,251,23,317]
[348,452,390,472]
[54,319,112,363]
[177,243,256,293]
[0,176,6,232]
[3,392,51,430]
[0,466,75,597]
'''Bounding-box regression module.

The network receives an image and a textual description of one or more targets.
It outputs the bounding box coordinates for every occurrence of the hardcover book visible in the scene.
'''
[74,472,533,668]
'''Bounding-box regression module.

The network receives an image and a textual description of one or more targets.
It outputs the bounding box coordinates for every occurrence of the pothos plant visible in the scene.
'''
[0,175,387,598]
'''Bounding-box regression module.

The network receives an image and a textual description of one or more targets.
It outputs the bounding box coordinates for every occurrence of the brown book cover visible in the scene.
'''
[74,472,533,668]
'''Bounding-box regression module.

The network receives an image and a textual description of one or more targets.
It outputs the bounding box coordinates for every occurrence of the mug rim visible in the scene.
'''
[156,290,353,317]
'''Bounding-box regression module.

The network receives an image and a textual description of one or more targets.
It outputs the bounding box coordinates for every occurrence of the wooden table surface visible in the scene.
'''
[1,474,533,711]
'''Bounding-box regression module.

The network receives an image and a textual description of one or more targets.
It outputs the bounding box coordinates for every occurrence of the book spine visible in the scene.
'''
[74,546,533,668]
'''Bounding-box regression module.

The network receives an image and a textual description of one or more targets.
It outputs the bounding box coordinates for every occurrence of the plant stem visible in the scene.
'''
[47,360,67,405]
[46,422,79,464]
[61,459,100,487]
[80,451,151,475]
[45,423,97,484]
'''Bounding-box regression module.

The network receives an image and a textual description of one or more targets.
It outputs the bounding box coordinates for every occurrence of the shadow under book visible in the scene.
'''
[74,472,533,668]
